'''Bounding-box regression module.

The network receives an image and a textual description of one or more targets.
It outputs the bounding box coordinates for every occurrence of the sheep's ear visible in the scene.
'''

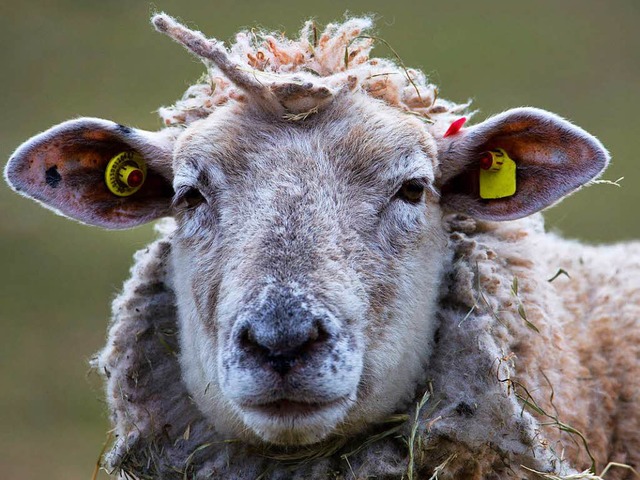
[5,118,178,229]
[436,107,609,221]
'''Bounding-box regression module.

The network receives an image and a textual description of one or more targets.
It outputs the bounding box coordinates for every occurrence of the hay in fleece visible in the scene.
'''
[94,212,640,479]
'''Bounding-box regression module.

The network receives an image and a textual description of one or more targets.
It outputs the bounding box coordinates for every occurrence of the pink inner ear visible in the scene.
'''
[438,108,609,221]
[6,119,174,229]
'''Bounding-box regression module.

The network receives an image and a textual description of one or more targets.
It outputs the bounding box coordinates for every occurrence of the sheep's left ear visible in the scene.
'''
[436,107,609,220]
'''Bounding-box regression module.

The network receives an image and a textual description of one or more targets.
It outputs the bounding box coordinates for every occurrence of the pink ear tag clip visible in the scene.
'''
[443,117,467,138]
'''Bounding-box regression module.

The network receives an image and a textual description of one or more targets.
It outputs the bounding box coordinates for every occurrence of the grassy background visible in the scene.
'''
[0,1,638,478]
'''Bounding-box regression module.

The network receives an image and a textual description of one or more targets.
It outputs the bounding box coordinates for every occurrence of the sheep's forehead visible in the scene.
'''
[173,95,438,194]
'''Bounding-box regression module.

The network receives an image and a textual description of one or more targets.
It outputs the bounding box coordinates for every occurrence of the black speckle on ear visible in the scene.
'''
[117,124,133,135]
[45,165,62,188]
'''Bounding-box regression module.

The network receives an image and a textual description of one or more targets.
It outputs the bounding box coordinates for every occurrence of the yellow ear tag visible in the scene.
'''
[479,148,516,199]
[105,152,147,197]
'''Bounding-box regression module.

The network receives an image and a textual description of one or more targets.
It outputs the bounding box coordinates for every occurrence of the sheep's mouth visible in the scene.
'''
[236,395,353,444]
[241,398,345,418]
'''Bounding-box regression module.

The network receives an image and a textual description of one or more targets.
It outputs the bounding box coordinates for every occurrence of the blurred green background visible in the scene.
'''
[0,1,638,478]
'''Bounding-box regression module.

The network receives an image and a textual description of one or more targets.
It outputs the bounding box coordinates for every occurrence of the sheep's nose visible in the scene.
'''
[237,298,332,376]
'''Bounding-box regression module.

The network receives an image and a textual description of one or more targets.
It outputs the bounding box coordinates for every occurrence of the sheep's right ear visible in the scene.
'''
[5,118,178,229]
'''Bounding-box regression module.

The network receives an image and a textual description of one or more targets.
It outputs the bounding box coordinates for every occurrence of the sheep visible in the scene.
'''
[4,13,639,480]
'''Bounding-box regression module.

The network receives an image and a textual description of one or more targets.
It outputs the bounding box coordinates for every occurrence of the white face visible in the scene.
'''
[169,93,448,445]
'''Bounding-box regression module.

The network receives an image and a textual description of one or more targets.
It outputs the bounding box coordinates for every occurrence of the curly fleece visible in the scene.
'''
[154,16,467,131]
[95,214,640,479]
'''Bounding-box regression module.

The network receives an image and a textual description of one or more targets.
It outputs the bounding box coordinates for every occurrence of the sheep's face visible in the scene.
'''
[171,93,448,445]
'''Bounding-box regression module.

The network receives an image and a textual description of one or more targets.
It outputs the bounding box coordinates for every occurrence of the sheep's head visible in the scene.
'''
[5,15,609,447]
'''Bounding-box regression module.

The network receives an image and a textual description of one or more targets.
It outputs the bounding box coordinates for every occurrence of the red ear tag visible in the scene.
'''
[479,152,494,170]
[124,168,144,188]
[443,117,467,138]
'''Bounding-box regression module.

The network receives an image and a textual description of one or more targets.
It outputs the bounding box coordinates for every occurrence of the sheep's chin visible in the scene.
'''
[238,399,349,445]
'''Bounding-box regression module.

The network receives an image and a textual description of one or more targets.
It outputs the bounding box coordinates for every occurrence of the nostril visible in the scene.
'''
[285,319,330,358]
[313,320,330,345]
[238,326,253,350]
[238,326,269,357]
[296,320,329,355]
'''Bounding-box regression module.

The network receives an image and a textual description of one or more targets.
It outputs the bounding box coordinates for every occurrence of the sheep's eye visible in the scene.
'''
[396,180,425,204]
[174,187,206,210]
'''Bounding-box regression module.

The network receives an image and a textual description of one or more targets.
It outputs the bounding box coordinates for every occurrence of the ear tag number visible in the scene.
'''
[479,148,516,199]
[105,152,147,197]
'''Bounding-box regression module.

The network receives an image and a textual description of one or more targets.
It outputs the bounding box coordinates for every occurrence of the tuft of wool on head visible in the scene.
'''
[156,16,468,129]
